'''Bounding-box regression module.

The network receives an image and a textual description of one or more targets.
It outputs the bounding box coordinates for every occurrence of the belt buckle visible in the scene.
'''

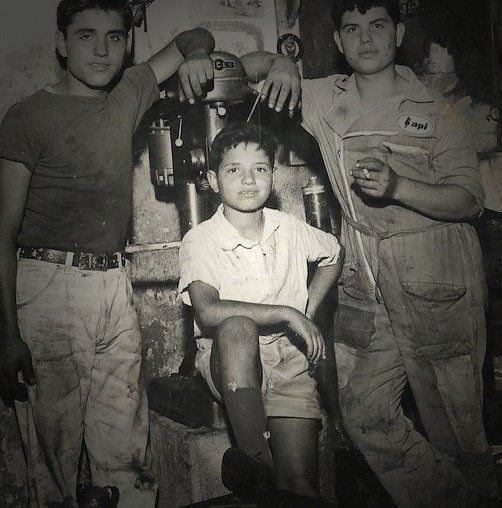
[78,253,108,271]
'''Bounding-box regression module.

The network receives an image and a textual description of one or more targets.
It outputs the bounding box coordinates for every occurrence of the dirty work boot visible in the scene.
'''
[221,447,274,499]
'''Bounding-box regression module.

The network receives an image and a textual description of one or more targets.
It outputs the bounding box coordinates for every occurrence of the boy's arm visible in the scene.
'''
[240,51,301,113]
[0,159,36,402]
[188,280,325,364]
[147,27,215,103]
[306,245,345,320]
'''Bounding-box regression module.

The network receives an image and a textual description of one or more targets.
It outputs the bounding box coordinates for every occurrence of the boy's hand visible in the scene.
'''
[178,49,214,104]
[286,309,325,365]
[350,157,400,200]
[0,331,36,403]
[261,55,301,114]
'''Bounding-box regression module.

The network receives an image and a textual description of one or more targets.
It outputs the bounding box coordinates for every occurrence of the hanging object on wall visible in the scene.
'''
[129,0,154,31]
[400,0,421,17]
[277,33,304,63]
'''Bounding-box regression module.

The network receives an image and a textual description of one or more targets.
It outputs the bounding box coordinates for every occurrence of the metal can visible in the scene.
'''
[302,176,332,233]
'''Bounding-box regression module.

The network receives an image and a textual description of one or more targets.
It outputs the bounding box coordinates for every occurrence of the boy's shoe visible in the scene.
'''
[76,483,120,507]
[221,447,274,499]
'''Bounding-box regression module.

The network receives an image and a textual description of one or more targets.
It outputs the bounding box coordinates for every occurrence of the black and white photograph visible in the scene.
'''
[0,1,501,507]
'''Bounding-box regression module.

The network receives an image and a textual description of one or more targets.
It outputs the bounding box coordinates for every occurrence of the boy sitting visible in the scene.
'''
[178,122,343,502]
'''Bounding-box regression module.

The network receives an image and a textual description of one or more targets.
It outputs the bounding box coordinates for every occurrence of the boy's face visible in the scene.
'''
[334,6,405,76]
[207,142,274,214]
[56,8,128,96]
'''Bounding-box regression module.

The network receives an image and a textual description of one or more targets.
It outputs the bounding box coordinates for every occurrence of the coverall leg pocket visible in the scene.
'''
[334,266,376,349]
[431,354,486,454]
[334,301,376,349]
[402,281,496,493]
[333,256,377,349]
[401,281,471,358]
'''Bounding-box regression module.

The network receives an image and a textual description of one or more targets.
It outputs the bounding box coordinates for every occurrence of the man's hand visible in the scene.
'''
[260,55,300,114]
[350,157,399,200]
[0,331,36,403]
[178,49,214,104]
[286,308,325,365]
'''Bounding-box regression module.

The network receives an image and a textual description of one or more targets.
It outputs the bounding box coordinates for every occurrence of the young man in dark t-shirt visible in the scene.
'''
[0,1,218,505]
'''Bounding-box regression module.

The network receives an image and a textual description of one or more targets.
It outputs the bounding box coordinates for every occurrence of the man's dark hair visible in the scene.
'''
[209,122,277,172]
[57,0,133,36]
[331,0,401,30]
[56,0,133,69]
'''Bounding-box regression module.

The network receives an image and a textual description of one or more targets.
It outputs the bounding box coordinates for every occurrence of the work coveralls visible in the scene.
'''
[301,66,498,507]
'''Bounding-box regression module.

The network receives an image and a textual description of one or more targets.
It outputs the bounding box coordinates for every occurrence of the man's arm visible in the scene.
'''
[351,106,483,222]
[188,280,325,364]
[147,27,215,103]
[240,51,301,113]
[0,159,36,402]
[351,158,481,221]
[306,245,345,320]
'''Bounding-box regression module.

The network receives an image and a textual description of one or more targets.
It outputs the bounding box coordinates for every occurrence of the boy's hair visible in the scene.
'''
[331,0,401,30]
[209,122,277,172]
[57,0,133,36]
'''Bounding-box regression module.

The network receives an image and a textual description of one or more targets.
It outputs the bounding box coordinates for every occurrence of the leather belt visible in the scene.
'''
[18,247,126,271]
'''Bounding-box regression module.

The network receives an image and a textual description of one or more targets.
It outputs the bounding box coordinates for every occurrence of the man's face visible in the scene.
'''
[334,6,405,75]
[56,8,127,96]
[207,142,274,215]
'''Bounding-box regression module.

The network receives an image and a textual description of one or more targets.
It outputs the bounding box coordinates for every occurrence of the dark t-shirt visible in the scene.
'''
[0,63,159,254]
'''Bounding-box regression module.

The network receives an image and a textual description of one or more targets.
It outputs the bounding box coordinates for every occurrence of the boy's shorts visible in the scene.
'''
[195,335,321,419]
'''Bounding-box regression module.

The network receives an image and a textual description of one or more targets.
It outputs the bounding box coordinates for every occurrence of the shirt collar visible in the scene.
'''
[212,204,282,251]
[334,65,434,103]
[325,65,434,136]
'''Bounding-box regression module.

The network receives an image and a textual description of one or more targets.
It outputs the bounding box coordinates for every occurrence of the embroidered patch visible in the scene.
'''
[398,113,434,136]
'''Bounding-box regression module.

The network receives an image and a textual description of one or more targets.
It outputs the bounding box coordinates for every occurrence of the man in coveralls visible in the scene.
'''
[241,0,500,506]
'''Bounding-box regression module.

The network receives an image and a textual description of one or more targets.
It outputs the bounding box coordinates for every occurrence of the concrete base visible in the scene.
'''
[149,409,338,507]
[150,410,232,507]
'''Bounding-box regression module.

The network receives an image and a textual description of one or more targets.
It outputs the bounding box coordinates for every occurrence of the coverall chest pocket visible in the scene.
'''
[401,281,472,359]
[334,263,376,349]
[382,141,433,183]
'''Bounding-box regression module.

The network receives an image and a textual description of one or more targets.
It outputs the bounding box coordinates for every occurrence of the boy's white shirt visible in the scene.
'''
[178,204,340,344]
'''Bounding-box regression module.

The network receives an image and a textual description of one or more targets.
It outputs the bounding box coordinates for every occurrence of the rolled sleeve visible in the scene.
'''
[300,76,346,139]
[178,230,221,306]
[432,103,485,210]
[300,80,318,138]
[296,218,341,267]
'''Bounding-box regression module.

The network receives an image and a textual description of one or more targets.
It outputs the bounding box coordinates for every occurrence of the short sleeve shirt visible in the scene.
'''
[178,205,341,343]
[0,63,159,254]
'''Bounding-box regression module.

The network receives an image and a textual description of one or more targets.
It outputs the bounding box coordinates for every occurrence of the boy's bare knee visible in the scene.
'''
[217,316,258,343]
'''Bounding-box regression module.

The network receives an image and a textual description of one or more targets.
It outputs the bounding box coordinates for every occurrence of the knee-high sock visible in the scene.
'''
[223,387,274,469]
